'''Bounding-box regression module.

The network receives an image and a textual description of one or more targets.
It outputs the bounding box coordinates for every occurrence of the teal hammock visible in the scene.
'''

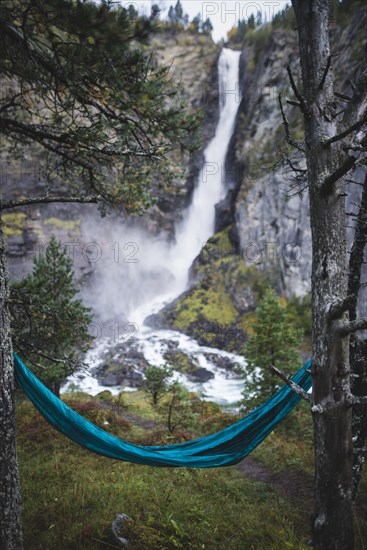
[14,353,312,468]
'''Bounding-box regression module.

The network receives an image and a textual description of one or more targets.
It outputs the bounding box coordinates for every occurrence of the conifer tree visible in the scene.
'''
[10,236,93,396]
[143,364,173,404]
[242,288,303,408]
[202,18,213,35]
[190,13,202,33]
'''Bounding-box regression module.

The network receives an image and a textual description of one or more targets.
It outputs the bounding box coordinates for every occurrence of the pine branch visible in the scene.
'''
[0,195,101,211]
[270,364,311,402]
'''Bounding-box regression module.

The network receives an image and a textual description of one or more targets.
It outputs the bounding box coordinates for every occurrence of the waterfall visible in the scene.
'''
[130,47,242,322]
[63,48,246,404]
[168,48,242,292]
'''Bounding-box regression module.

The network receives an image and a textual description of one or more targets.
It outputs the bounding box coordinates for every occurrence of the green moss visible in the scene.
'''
[164,350,197,375]
[2,212,27,236]
[44,217,81,231]
[173,282,237,330]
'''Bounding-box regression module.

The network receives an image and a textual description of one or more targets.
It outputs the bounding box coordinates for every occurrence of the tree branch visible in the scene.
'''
[286,65,308,115]
[337,317,367,336]
[319,155,357,197]
[348,172,367,320]
[318,54,332,91]
[278,92,303,151]
[278,93,304,152]
[270,364,311,402]
[323,109,367,146]
[334,91,352,102]
[347,396,367,405]
[0,195,101,211]
[327,295,354,321]
[286,99,302,108]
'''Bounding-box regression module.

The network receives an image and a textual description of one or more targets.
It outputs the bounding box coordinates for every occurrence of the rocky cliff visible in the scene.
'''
[151,5,367,351]
[230,8,367,299]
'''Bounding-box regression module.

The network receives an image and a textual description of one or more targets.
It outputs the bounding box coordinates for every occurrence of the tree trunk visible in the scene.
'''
[0,219,23,549]
[291,1,354,548]
[350,337,367,498]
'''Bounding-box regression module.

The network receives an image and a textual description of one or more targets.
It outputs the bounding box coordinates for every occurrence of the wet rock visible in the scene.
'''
[191,367,214,382]
[215,190,236,233]
[202,353,241,372]
[94,338,149,387]
[163,348,214,382]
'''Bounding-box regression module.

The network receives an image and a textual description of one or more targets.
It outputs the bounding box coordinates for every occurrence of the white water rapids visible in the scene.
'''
[62,48,247,405]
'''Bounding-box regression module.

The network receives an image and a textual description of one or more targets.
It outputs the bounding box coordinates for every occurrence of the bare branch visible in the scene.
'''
[286,99,302,108]
[278,93,304,151]
[270,364,311,402]
[29,349,76,366]
[337,317,367,336]
[319,155,357,196]
[286,158,307,173]
[334,91,352,102]
[318,54,332,91]
[286,65,308,115]
[327,295,354,321]
[0,195,101,211]
[348,172,367,320]
[323,109,367,146]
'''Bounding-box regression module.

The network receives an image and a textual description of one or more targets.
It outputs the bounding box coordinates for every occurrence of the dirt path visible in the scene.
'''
[237,456,314,507]
[118,410,160,430]
[100,399,163,430]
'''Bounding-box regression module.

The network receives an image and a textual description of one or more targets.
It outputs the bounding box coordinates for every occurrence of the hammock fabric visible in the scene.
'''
[14,353,312,468]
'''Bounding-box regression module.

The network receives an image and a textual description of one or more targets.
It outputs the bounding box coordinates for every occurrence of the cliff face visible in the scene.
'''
[230,8,367,300]
[151,7,367,351]
[139,29,221,227]
[3,29,220,282]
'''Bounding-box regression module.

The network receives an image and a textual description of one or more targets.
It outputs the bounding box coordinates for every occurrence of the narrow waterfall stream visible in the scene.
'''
[63,48,247,405]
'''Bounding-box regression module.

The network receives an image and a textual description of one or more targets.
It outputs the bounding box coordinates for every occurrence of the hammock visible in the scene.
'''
[14,353,312,468]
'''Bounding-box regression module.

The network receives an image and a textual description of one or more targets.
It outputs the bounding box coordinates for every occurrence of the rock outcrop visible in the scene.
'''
[230,9,367,300]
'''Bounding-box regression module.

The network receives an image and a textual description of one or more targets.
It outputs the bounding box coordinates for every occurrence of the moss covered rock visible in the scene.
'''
[146,227,270,352]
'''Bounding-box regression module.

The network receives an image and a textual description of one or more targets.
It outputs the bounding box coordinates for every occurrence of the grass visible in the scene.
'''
[16,395,311,549]
[252,400,314,476]
[16,389,367,549]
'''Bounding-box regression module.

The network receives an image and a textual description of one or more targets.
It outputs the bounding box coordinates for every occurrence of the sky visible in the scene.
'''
[125,1,289,42]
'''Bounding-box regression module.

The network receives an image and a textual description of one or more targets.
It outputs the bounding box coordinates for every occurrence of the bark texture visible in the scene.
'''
[292,1,354,548]
[0,219,23,549]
